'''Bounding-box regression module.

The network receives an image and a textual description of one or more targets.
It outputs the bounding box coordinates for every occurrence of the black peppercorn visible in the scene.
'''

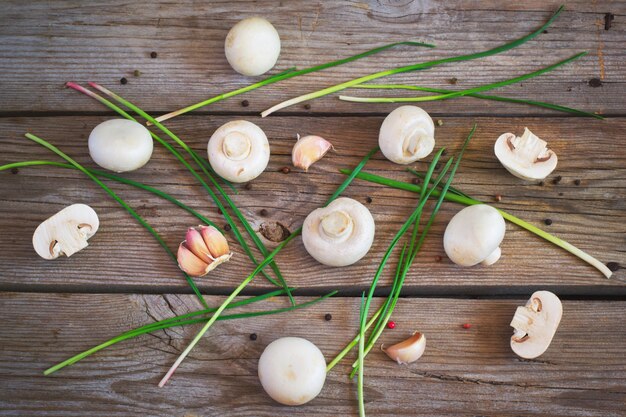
[249,333,257,341]
[544,218,553,226]
[10,168,19,175]
[150,51,158,59]
[304,103,311,110]
[588,78,602,88]
[224,224,232,232]
[365,196,373,204]
[574,179,581,186]
[120,77,128,85]
[324,313,332,321]
[607,262,620,272]
[260,209,269,217]
[552,175,562,185]
[241,99,249,107]
[244,183,253,190]
[280,166,290,174]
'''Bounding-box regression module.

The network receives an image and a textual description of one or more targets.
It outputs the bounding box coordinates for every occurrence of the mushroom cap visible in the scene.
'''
[32,204,99,259]
[510,291,563,359]
[302,197,375,267]
[378,105,435,165]
[207,120,270,183]
[225,17,281,76]
[443,204,505,266]
[88,119,153,172]
[258,337,326,406]
[494,128,558,181]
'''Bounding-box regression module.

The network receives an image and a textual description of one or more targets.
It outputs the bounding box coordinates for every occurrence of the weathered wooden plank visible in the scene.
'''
[0,1,624,116]
[0,293,624,416]
[0,116,624,294]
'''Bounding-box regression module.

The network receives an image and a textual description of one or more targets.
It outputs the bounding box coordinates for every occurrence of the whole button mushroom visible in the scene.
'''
[510,291,562,359]
[302,197,375,267]
[494,128,558,181]
[32,204,99,259]
[443,204,506,266]
[378,105,435,165]
[258,337,326,406]
[88,119,153,172]
[207,120,270,183]
[225,17,281,76]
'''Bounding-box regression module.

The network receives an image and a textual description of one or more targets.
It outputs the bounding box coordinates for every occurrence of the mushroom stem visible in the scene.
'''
[481,247,502,266]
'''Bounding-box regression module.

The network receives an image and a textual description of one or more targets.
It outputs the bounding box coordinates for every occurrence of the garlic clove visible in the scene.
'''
[200,226,231,258]
[292,135,333,171]
[185,227,213,264]
[382,332,426,365]
[177,242,211,277]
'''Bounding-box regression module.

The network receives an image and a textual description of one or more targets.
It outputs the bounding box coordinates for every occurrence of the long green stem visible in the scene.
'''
[88,82,295,304]
[261,5,564,116]
[154,41,435,123]
[338,53,597,119]
[349,84,603,119]
[22,133,209,308]
[339,170,612,278]
[0,160,220,230]
[157,148,378,386]
[66,83,283,290]
[357,292,367,417]
[44,289,336,375]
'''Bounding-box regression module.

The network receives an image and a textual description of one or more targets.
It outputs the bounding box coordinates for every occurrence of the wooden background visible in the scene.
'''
[1,1,625,416]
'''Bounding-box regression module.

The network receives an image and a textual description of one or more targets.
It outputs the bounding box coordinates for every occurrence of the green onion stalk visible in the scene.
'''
[44,288,337,376]
[153,41,435,124]
[261,5,566,116]
[339,170,613,279]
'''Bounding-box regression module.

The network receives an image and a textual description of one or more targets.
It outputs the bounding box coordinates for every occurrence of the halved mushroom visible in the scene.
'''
[494,128,557,181]
[378,105,435,165]
[510,291,563,359]
[32,204,99,259]
[302,197,375,267]
[443,204,506,267]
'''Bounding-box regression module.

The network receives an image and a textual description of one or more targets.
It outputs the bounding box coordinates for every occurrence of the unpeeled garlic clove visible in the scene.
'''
[292,135,333,171]
[177,226,232,277]
[382,332,426,365]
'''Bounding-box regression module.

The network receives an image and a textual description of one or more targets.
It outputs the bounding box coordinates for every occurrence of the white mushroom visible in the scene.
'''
[32,204,99,259]
[494,128,558,181]
[207,120,270,183]
[510,291,563,359]
[378,105,435,165]
[258,337,326,406]
[88,119,153,172]
[225,17,281,76]
[443,204,505,266]
[302,197,375,267]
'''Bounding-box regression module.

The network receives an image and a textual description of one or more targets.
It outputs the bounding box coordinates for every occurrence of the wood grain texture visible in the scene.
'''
[0,293,624,417]
[0,1,624,116]
[1,116,624,294]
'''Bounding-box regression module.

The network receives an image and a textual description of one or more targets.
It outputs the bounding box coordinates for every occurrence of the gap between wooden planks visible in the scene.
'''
[0,293,624,417]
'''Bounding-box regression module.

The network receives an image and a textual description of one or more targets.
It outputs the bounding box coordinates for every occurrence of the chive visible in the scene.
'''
[407,168,471,199]
[261,5,565,116]
[157,147,378,386]
[22,133,209,309]
[154,41,435,124]
[338,170,612,279]
[339,53,600,119]
[349,84,603,119]
[87,82,295,305]
[44,289,336,376]
[350,125,476,377]
[65,83,285,292]
[357,291,367,417]
[0,160,220,230]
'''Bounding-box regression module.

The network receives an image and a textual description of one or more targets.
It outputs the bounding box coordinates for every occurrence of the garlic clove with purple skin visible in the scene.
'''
[177,226,232,277]
[382,332,426,365]
[292,135,333,171]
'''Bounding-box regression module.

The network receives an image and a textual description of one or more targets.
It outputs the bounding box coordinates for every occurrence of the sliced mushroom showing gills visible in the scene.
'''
[378,105,435,165]
[510,291,562,359]
[207,120,270,183]
[302,197,375,267]
[32,204,99,259]
[494,128,558,181]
